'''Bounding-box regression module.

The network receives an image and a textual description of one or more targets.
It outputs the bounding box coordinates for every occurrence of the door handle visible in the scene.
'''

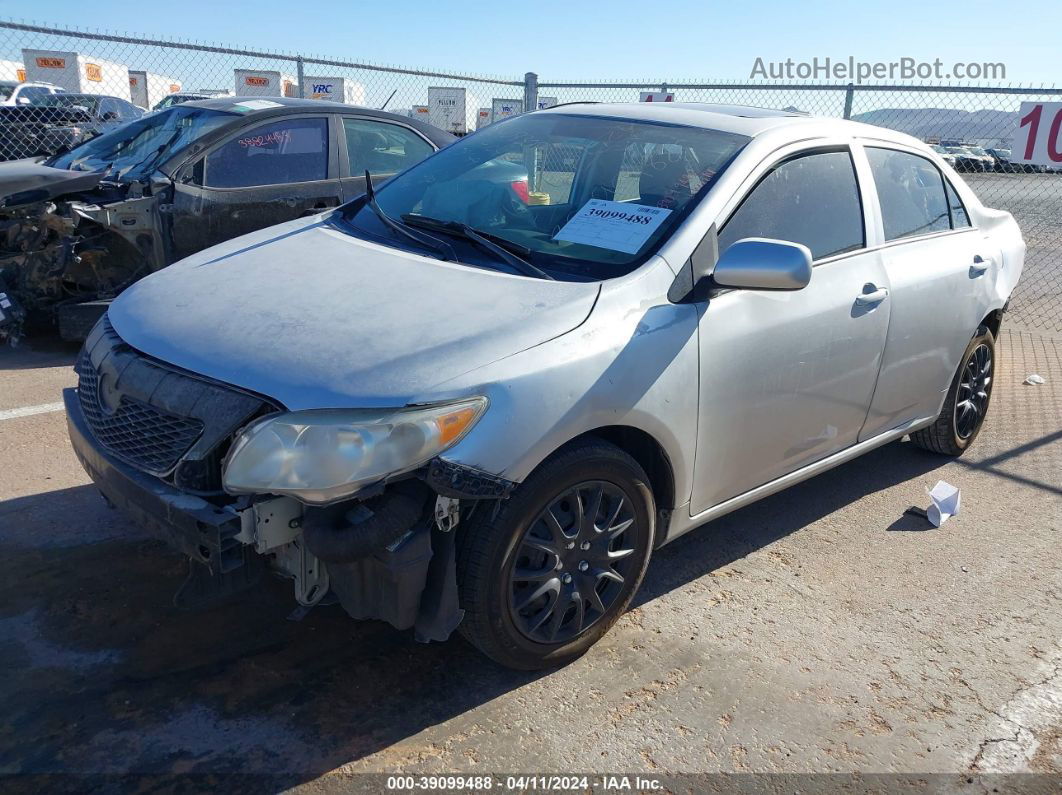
[298,198,341,217]
[855,286,889,306]
[970,255,993,275]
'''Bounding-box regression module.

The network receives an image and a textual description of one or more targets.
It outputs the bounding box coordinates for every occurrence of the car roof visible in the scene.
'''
[536,102,924,146]
[170,95,456,147]
[152,96,455,175]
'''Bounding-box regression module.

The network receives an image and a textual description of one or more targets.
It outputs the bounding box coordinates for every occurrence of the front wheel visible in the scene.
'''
[456,439,655,670]
[910,325,995,455]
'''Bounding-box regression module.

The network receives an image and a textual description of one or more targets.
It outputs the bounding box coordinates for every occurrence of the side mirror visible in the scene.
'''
[712,238,812,291]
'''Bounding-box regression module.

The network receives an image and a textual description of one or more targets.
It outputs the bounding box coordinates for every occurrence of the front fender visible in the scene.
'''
[420,259,701,510]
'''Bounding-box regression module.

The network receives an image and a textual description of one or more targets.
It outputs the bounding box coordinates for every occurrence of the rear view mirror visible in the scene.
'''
[712,238,812,291]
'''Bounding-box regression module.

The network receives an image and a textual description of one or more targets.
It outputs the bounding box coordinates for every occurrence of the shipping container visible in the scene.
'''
[427,86,477,135]
[476,107,491,130]
[302,76,366,105]
[128,71,181,109]
[234,69,298,98]
[0,59,25,83]
[22,49,131,99]
[411,105,430,124]
[491,98,523,123]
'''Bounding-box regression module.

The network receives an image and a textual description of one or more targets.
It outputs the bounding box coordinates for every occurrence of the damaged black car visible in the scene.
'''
[0,97,453,342]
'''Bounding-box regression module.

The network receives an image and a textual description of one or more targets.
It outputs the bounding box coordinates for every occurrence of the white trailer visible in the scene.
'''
[491,98,523,123]
[427,87,477,135]
[476,107,491,130]
[22,49,131,99]
[302,76,366,105]
[537,96,558,110]
[411,104,430,124]
[128,71,182,109]
[0,59,25,82]
[234,69,298,98]
[197,88,234,97]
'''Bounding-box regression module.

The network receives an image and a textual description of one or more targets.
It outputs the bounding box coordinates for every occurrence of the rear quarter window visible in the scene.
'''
[944,178,971,228]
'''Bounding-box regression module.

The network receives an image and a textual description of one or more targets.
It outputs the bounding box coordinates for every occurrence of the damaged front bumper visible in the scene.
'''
[65,386,469,642]
[1,180,168,343]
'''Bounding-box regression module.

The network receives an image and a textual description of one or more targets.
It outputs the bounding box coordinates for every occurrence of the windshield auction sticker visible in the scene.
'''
[553,199,672,254]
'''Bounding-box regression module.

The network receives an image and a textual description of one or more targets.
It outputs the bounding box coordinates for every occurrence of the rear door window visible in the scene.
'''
[866,147,951,241]
[117,99,142,120]
[719,150,865,261]
[343,117,434,178]
[205,117,329,188]
[98,97,120,120]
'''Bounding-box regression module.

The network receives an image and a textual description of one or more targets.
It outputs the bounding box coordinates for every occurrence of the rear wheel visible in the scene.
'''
[456,439,655,670]
[910,325,995,455]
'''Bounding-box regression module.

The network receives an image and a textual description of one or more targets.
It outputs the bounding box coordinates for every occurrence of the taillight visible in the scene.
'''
[510,179,530,203]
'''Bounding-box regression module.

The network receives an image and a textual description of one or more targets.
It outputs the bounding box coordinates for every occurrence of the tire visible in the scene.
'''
[910,325,995,456]
[456,438,655,670]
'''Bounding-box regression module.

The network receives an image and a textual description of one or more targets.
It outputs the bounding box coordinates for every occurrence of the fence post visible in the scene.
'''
[523,72,539,191]
[296,56,305,98]
[843,83,854,119]
[524,71,538,113]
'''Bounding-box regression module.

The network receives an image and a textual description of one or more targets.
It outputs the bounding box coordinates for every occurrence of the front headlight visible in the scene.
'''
[222,397,488,504]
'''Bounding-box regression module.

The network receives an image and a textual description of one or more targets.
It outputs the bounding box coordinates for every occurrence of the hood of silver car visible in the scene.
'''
[108,217,600,409]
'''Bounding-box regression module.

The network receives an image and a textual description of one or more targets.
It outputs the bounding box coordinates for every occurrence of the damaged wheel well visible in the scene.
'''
[980,308,1003,340]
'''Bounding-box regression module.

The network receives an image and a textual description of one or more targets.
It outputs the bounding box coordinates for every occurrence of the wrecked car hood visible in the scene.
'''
[108,216,600,409]
[0,160,103,208]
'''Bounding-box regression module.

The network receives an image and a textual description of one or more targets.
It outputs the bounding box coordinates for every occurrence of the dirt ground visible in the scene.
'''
[0,326,1059,790]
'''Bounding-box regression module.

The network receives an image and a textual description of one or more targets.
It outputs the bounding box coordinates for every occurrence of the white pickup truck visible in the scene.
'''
[0,80,65,106]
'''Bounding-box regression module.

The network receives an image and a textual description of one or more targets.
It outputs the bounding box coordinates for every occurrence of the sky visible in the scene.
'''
[10,0,1062,85]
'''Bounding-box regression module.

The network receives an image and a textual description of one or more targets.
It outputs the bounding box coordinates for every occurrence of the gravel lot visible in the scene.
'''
[0,324,1060,788]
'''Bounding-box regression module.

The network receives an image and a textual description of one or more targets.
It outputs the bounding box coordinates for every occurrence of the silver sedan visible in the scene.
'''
[68,103,1025,669]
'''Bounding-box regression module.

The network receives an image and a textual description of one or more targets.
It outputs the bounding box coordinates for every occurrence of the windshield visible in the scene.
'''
[345,113,748,280]
[48,105,235,179]
[38,94,100,113]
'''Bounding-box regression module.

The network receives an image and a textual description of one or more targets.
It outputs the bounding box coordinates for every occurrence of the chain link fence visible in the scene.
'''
[0,19,1058,332]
